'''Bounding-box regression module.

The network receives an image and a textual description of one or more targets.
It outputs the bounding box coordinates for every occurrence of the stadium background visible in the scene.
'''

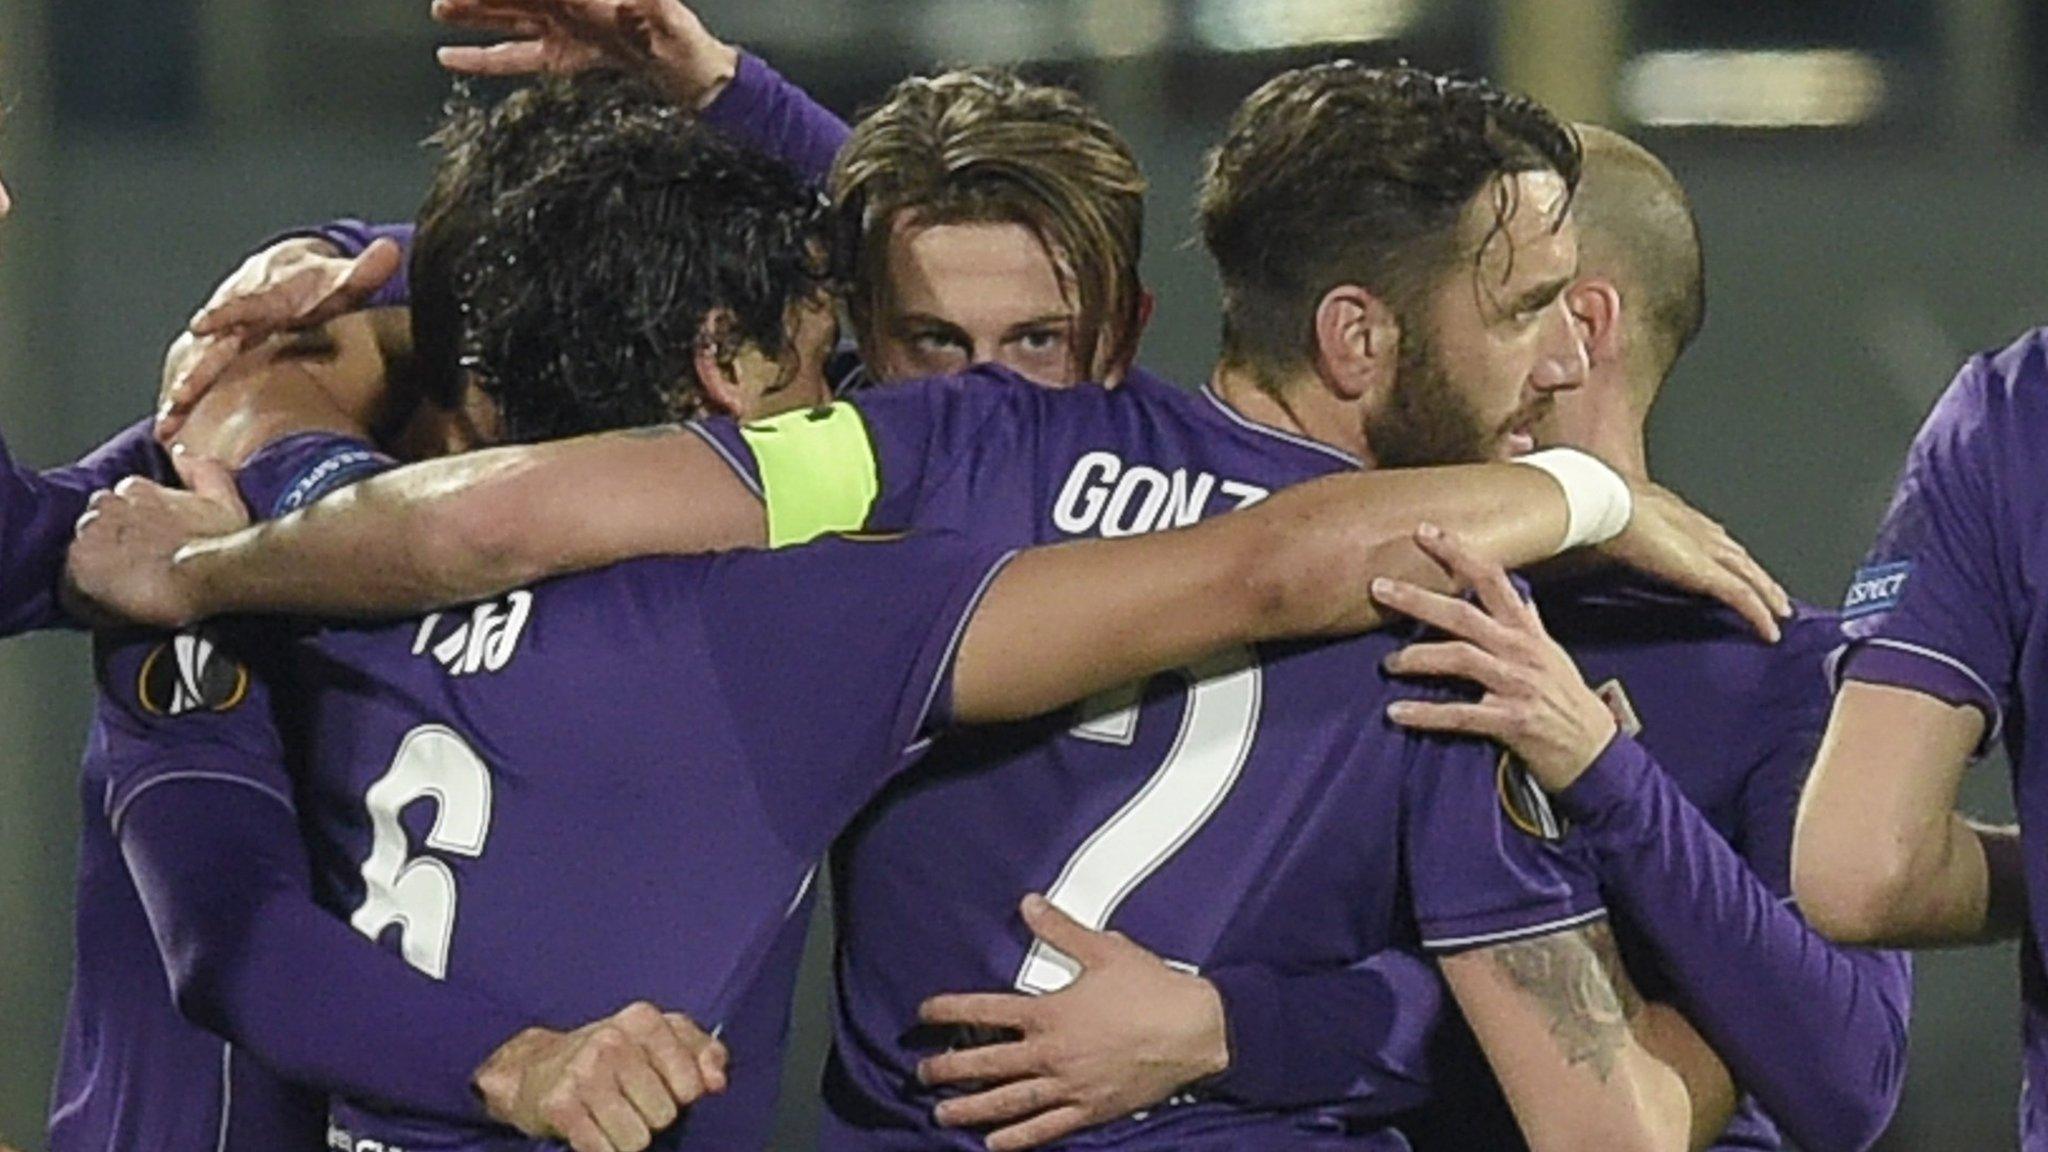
[0,0,2039,1146]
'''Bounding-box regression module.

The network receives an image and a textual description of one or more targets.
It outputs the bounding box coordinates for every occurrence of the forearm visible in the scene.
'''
[1559,739,1910,1150]
[700,52,852,184]
[1202,953,1439,1112]
[1,417,160,635]
[122,780,533,1120]
[953,463,1569,723]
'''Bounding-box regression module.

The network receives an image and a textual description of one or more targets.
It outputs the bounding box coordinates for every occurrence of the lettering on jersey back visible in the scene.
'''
[1051,451,1268,538]
[412,592,534,677]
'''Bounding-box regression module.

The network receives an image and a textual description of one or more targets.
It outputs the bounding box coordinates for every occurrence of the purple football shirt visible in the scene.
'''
[1398,576,1909,1152]
[0,417,162,637]
[172,433,1015,1152]
[1834,326,2048,1147]
[699,368,1609,1151]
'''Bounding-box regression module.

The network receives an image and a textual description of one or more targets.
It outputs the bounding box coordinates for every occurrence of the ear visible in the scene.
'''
[1312,284,1400,401]
[1565,278,1625,370]
[694,309,748,417]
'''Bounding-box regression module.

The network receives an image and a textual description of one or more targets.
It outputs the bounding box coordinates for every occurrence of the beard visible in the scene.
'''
[1365,329,1552,469]
[1364,331,1497,468]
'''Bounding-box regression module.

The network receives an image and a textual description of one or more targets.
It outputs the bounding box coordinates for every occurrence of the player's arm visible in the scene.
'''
[433,0,850,183]
[1794,684,2018,946]
[949,458,1777,723]
[1441,920,1733,1152]
[0,416,162,636]
[1792,345,2033,948]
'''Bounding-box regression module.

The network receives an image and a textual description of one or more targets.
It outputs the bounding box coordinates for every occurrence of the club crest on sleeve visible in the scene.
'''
[137,633,250,717]
[1842,560,1911,619]
[1497,752,1567,841]
[1593,678,1644,738]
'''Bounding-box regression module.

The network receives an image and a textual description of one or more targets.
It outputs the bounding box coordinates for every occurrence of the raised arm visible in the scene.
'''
[434,0,849,180]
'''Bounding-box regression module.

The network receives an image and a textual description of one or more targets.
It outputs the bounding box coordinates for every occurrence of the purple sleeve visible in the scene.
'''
[93,633,534,1121]
[0,416,166,636]
[265,219,416,309]
[1202,950,1440,1111]
[1833,332,2047,747]
[1402,720,1608,952]
[700,52,852,184]
[1556,735,1911,1152]
[692,532,1015,842]
[687,369,1039,542]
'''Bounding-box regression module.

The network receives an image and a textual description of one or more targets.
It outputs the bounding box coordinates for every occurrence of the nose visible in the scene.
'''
[1529,297,1588,394]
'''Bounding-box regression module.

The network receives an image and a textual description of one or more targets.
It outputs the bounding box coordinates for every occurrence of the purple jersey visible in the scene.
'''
[155,433,1014,1152]
[1835,327,2048,1147]
[697,368,1607,1150]
[1400,575,1909,1152]
[47,423,331,1152]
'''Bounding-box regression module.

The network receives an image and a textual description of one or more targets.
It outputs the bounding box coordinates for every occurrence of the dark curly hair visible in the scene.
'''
[1198,62,1581,386]
[411,73,840,444]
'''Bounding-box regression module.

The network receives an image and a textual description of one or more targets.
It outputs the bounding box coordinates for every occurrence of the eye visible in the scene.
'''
[1012,329,1068,354]
[909,331,968,355]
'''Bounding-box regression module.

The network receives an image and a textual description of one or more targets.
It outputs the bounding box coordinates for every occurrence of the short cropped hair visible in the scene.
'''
[413,74,839,443]
[832,68,1147,380]
[1198,62,1582,385]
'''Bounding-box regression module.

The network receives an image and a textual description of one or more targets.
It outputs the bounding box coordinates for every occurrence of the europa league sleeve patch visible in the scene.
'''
[136,632,251,717]
[1498,751,1568,841]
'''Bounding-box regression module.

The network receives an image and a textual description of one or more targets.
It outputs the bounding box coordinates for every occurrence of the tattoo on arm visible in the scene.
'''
[1488,920,1643,1081]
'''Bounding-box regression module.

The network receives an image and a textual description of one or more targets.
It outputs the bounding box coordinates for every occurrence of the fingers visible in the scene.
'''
[159,333,246,436]
[302,238,404,326]
[614,1059,679,1133]
[1384,698,1515,740]
[1383,640,1517,695]
[1017,893,1117,967]
[543,1098,618,1152]
[932,1076,1061,1129]
[438,40,555,75]
[1369,577,1516,650]
[613,1003,705,1109]
[1412,523,1531,626]
[1701,565,1782,644]
[169,449,250,522]
[919,992,1035,1033]
[1718,540,1792,620]
[919,1039,1038,1088]
[661,1012,728,1095]
[581,1068,653,1152]
[986,1105,1096,1152]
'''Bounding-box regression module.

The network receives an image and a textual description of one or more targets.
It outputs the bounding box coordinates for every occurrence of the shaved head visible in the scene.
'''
[1572,124,1704,397]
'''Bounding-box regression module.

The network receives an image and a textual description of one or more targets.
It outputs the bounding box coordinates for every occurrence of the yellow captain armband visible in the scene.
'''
[738,403,882,548]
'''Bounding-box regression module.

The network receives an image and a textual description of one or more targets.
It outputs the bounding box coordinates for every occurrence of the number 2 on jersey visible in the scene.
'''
[350,725,495,979]
[1016,649,1261,994]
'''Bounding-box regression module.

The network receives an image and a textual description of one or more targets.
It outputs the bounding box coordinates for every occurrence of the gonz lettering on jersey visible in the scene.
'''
[1052,451,1267,538]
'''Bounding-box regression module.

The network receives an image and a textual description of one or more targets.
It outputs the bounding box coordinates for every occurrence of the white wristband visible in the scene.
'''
[1512,448,1633,552]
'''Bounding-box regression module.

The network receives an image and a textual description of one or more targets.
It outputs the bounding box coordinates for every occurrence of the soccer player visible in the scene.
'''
[74,75,1731,1152]
[1339,126,1910,1152]
[42,82,822,1152]
[159,0,1149,430]
[68,65,1786,1152]
[1787,307,2048,1140]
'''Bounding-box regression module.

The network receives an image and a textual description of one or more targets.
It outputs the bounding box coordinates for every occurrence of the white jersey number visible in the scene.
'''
[1016,649,1261,994]
[349,725,495,979]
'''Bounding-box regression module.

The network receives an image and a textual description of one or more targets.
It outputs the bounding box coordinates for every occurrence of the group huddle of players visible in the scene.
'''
[7,1,2048,1151]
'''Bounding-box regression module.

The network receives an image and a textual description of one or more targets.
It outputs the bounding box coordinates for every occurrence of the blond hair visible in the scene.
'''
[832,68,1147,380]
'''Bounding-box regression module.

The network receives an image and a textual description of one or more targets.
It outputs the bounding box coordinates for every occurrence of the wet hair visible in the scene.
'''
[411,72,839,443]
[832,67,1147,380]
[1572,124,1706,394]
[1198,62,1582,387]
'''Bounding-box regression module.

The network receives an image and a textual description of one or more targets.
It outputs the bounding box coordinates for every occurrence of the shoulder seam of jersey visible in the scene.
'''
[1197,386,1362,468]
[108,769,297,840]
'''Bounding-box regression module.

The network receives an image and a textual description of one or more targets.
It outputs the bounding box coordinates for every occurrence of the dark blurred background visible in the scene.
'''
[2,0,2040,1147]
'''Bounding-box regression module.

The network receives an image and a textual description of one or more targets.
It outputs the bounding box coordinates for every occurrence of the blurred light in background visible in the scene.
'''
[1192,0,1416,52]
[1620,49,1887,128]
[1076,0,1174,59]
